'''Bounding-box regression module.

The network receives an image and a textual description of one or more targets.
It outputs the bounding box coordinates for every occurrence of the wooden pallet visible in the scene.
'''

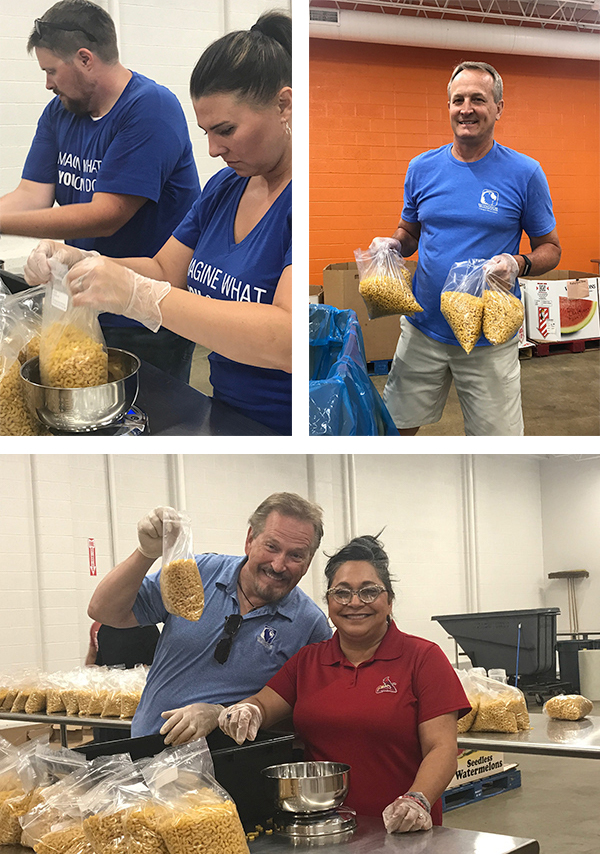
[531,338,599,357]
[442,767,522,812]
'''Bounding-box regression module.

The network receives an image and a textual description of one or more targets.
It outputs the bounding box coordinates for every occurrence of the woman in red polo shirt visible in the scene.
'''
[219,534,470,833]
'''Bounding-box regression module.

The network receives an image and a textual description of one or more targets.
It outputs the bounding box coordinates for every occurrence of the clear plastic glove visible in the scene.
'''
[218,702,263,745]
[66,255,171,332]
[160,702,224,745]
[137,506,180,560]
[382,796,433,834]
[483,253,519,290]
[24,240,99,287]
[369,236,402,255]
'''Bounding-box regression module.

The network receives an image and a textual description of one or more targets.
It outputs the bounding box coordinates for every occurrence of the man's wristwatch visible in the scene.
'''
[519,254,532,277]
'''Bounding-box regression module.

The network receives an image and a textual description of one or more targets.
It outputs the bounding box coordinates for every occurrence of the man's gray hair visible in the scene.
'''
[248,492,324,554]
[448,61,503,103]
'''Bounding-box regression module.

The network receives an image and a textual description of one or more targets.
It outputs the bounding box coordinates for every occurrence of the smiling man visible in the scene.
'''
[87,494,331,741]
[0,0,199,380]
[371,61,561,436]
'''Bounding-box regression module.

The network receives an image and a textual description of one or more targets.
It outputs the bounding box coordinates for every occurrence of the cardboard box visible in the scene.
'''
[520,274,599,343]
[0,720,53,746]
[309,284,324,304]
[447,749,507,789]
[322,261,417,362]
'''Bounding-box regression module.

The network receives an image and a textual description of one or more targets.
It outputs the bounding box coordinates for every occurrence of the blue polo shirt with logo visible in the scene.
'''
[402,141,556,346]
[131,552,331,737]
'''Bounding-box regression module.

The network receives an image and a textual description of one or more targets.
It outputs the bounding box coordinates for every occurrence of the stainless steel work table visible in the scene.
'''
[0,710,130,747]
[458,712,600,759]
[248,817,539,853]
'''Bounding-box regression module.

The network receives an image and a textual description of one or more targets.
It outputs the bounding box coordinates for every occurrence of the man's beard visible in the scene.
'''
[55,89,91,117]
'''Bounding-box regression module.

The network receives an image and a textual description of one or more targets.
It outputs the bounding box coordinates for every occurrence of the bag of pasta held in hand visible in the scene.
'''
[482,254,524,345]
[354,242,422,319]
[440,259,486,353]
[160,510,204,622]
[39,258,108,388]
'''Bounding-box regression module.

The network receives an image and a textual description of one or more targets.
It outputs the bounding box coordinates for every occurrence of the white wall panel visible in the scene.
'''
[540,457,600,634]
[1,454,596,680]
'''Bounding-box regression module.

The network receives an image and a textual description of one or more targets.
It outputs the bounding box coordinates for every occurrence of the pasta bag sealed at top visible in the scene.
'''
[39,259,108,389]
[355,244,422,319]
[440,259,486,353]
[160,510,204,622]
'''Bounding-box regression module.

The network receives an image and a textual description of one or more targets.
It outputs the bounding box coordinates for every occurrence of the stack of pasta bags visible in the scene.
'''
[1,734,248,854]
[0,666,147,723]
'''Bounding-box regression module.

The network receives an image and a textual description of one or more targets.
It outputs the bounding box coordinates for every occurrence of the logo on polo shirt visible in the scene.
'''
[375,676,397,694]
[257,625,277,650]
[478,189,499,213]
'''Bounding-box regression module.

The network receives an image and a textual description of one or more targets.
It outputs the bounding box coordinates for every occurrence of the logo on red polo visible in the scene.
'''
[375,676,397,694]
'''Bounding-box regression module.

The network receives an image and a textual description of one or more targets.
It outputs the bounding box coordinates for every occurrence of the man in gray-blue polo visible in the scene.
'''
[87,493,331,742]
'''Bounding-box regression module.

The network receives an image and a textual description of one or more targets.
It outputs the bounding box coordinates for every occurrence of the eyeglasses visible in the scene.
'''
[326,585,387,605]
[214,614,243,664]
[34,19,97,43]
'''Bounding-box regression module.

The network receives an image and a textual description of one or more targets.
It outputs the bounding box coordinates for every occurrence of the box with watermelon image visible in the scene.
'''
[519,271,599,344]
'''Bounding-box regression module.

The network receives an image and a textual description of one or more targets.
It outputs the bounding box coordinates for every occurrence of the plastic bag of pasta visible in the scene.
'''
[160,509,204,622]
[543,694,593,721]
[455,670,479,733]
[482,254,524,345]
[39,258,108,388]
[354,243,422,319]
[142,747,246,855]
[469,673,529,733]
[0,308,45,436]
[440,259,486,353]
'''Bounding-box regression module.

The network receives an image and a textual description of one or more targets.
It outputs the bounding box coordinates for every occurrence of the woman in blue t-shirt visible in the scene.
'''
[25,13,292,435]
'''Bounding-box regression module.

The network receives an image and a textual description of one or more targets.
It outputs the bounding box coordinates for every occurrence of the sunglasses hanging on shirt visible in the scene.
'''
[214,613,243,664]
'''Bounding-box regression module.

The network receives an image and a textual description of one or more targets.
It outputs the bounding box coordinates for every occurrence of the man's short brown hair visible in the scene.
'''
[248,493,324,555]
[448,61,503,103]
[28,0,119,64]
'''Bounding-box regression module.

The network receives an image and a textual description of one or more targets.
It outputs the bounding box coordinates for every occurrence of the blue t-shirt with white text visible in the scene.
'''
[173,169,292,433]
[22,71,200,327]
[402,142,556,346]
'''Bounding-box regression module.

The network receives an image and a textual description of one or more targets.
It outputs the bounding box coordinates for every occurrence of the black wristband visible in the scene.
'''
[520,254,532,277]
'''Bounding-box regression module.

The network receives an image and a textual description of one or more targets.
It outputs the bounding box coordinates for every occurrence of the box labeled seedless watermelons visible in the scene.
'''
[519,274,599,343]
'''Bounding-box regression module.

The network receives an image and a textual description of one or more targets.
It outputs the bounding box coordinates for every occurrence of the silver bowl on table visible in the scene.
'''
[20,347,140,432]
[261,761,351,814]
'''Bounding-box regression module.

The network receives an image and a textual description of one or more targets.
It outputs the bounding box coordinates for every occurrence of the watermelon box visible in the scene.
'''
[519,271,599,343]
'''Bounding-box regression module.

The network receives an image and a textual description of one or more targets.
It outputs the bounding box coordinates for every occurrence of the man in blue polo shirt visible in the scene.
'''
[371,61,561,436]
[87,493,332,741]
[0,0,199,380]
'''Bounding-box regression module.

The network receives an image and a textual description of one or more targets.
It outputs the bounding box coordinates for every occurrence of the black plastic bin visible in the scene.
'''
[432,608,560,676]
[556,638,600,693]
[74,728,296,829]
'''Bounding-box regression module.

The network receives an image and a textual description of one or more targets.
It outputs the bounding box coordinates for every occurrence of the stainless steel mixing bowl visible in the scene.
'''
[261,761,351,813]
[20,347,140,432]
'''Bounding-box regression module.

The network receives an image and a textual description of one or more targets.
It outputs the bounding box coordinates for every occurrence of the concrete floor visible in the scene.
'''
[444,751,600,854]
[371,348,600,436]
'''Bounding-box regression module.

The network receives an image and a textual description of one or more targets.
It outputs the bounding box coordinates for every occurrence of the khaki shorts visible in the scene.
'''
[382,317,524,436]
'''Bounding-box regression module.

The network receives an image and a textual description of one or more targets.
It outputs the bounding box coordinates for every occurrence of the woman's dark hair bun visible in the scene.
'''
[190,11,291,105]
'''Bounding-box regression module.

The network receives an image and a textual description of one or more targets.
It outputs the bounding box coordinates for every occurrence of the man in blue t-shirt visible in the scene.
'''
[87,493,332,742]
[0,0,200,380]
[372,61,561,436]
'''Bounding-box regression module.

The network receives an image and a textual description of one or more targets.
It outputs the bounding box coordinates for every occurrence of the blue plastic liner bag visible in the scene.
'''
[309,303,399,436]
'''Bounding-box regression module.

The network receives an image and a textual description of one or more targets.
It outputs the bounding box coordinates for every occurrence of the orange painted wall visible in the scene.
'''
[309,38,600,285]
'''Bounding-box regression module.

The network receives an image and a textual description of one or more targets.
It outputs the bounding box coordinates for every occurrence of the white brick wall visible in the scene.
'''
[0,0,291,268]
[3,453,595,678]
